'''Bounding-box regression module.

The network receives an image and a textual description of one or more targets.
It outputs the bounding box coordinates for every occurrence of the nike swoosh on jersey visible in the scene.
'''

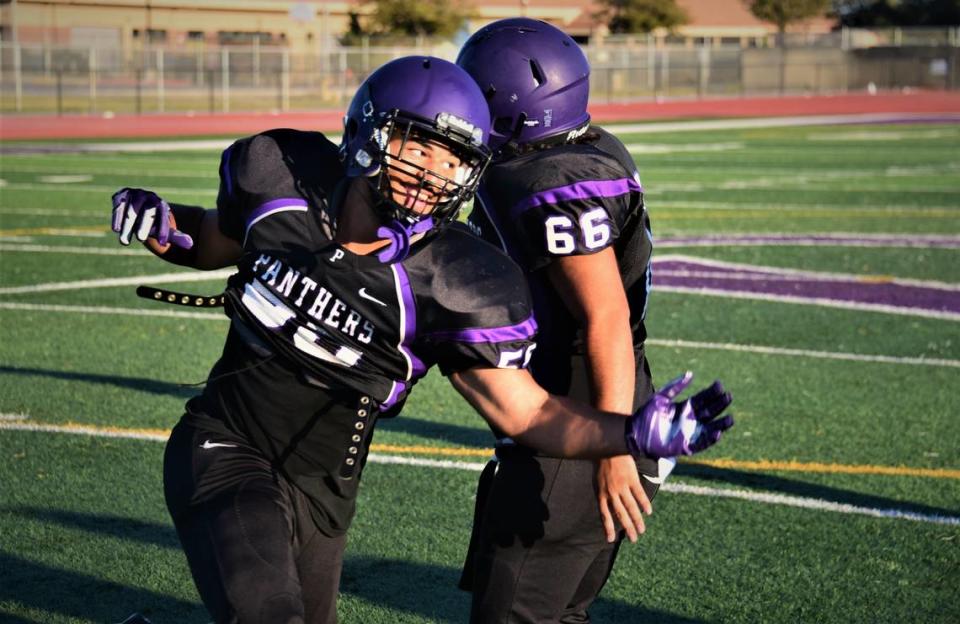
[358,287,387,307]
[199,440,238,450]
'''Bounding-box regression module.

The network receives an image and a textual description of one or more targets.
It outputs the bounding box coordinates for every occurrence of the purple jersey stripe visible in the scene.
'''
[393,263,427,377]
[381,264,423,411]
[381,380,406,411]
[244,198,309,242]
[248,197,309,223]
[510,177,643,220]
[424,315,538,344]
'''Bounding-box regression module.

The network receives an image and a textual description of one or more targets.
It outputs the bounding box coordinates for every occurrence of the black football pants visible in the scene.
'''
[461,351,658,623]
[463,451,659,624]
[164,419,347,624]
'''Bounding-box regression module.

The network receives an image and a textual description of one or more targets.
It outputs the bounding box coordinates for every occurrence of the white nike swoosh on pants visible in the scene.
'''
[199,440,238,450]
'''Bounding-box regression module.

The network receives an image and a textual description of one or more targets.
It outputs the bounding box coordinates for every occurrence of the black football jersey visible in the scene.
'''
[214,129,535,403]
[185,129,536,530]
[467,127,652,394]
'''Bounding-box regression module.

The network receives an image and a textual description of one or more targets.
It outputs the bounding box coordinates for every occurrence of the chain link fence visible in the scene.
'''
[2,30,958,115]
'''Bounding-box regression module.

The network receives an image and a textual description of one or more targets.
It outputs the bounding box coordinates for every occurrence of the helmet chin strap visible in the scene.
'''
[376,216,435,263]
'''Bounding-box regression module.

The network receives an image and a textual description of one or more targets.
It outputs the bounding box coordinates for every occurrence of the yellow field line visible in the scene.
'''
[0,226,108,236]
[373,443,493,457]
[7,420,958,480]
[688,458,960,480]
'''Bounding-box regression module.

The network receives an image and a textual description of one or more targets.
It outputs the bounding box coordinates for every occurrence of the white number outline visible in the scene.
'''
[544,208,611,255]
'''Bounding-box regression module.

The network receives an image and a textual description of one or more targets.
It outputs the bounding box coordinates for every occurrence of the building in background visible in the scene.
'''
[1,0,953,115]
[2,0,835,52]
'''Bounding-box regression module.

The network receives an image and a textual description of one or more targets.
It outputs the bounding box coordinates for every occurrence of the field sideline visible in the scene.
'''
[1,116,958,623]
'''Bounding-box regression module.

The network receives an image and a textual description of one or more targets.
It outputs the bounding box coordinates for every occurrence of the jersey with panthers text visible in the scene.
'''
[467,127,652,395]
[185,129,536,532]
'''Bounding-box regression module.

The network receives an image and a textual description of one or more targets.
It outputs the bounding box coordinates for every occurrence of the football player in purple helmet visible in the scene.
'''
[456,19,730,623]
[110,55,731,623]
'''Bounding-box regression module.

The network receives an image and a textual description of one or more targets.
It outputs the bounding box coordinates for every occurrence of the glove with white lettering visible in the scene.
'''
[111,187,193,249]
[626,371,734,458]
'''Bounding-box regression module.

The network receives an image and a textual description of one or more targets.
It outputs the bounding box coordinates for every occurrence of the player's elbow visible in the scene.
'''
[496,392,555,443]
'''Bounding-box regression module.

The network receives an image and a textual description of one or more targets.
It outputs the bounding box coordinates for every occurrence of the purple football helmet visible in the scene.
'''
[456,18,591,153]
[340,56,492,237]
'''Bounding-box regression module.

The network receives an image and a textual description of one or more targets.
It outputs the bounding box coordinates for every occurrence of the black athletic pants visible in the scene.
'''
[461,351,658,624]
[164,419,347,624]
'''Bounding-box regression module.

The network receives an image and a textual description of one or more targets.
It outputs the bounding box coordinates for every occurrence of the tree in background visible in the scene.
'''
[745,0,830,94]
[594,0,689,34]
[354,0,472,39]
[746,0,831,42]
[834,0,960,26]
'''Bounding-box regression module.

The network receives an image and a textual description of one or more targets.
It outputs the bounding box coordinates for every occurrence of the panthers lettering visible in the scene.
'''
[249,253,375,345]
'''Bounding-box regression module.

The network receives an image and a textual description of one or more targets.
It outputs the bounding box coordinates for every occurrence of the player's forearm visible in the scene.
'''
[582,309,635,415]
[449,367,631,459]
[151,203,206,267]
[511,393,630,459]
[162,206,241,269]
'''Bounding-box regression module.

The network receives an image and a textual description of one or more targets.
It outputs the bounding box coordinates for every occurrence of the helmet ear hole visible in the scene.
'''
[345,117,359,141]
[529,60,545,87]
[493,117,515,135]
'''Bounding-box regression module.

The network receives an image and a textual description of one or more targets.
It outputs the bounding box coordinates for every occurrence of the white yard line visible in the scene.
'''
[1,165,219,179]
[625,142,744,154]
[2,139,233,153]
[646,338,960,368]
[658,231,960,240]
[0,270,233,295]
[605,112,960,135]
[1,183,218,196]
[3,155,218,167]
[663,482,960,526]
[656,238,960,249]
[649,183,958,194]
[1,302,956,366]
[649,201,959,213]
[0,420,956,526]
[717,183,960,193]
[0,301,226,320]
[0,208,105,217]
[0,243,154,255]
[14,229,107,238]
[652,254,960,291]
[806,129,960,141]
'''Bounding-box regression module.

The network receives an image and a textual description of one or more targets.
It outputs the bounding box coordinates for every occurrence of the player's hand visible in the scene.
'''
[625,371,734,458]
[111,187,193,252]
[597,454,651,544]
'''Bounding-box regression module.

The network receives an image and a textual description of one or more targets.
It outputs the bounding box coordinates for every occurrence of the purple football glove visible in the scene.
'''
[111,187,193,249]
[626,371,734,458]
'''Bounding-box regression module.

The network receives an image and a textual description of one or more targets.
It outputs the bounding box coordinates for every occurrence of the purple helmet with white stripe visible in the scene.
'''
[456,18,590,154]
[340,56,493,233]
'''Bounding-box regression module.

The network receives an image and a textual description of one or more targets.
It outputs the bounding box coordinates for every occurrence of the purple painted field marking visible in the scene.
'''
[651,254,960,320]
[657,233,960,249]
